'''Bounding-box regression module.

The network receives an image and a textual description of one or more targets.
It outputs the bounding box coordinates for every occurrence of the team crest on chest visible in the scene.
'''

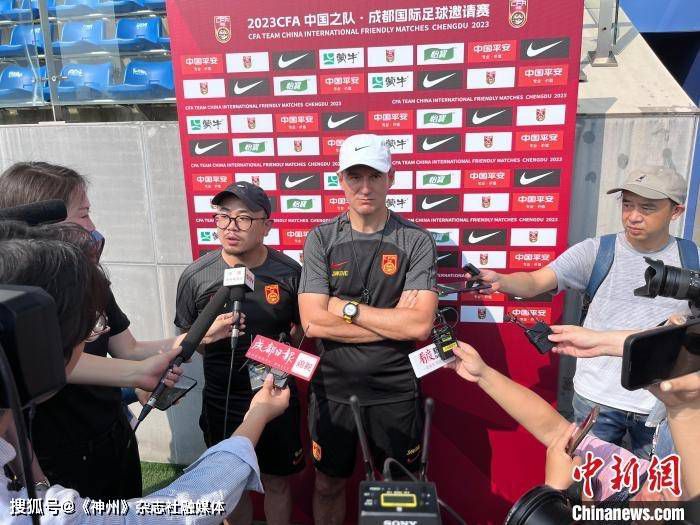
[381,254,398,276]
[265,284,280,305]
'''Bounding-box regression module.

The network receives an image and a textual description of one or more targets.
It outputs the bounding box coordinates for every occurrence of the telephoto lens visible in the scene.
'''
[634,257,700,306]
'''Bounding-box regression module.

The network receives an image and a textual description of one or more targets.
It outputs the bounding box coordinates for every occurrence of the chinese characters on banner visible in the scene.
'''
[167,1,584,521]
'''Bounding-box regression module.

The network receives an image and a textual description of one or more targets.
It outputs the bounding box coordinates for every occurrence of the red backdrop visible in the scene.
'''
[166,1,584,522]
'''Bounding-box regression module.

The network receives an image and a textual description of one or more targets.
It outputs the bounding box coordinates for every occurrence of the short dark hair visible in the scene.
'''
[0,162,87,209]
[0,239,109,362]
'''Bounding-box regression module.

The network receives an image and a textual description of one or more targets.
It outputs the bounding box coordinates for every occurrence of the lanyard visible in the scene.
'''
[347,209,390,304]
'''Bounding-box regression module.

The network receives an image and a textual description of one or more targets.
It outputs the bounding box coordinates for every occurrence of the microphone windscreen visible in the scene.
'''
[178,285,230,361]
[0,200,67,226]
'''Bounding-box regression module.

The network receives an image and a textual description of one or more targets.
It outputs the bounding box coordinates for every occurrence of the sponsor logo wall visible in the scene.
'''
[168,1,583,521]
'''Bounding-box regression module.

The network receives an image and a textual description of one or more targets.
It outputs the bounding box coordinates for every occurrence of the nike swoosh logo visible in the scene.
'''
[526,40,563,58]
[327,114,358,129]
[437,253,452,262]
[194,142,222,155]
[278,53,309,69]
[285,175,314,188]
[422,137,454,151]
[330,261,348,270]
[519,171,554,185]
[472,109,507,125]
[468,231,500,244]
[422,73,455,88]
[233,80,263,95]
[354,145,370,151]
[421,197,453,210]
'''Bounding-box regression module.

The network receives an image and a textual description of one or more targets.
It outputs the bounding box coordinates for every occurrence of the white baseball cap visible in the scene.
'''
[338,134,392,174]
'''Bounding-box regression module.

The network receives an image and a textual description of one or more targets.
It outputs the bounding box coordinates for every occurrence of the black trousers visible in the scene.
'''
[37,411,142,501]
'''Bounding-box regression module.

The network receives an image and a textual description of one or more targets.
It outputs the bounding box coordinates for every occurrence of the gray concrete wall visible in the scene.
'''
[0,114,696,463]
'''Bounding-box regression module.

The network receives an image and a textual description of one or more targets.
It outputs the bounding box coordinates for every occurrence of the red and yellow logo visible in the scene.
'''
[312,441,322,461]
[381,254,398,276]
[264,284,280,305]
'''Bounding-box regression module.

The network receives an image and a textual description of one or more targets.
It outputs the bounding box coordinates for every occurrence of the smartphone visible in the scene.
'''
[621,317,700,390]
[566,406,599,456]
[436,280,492,297]
[153,375,197,411]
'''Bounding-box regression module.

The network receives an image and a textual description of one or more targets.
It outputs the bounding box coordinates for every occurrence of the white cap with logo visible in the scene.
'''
[338,134,392,174]
[607,166,687,205]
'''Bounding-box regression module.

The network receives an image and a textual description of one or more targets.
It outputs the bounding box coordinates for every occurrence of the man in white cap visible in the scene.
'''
[298,134,438,524]
[476,166,698,458]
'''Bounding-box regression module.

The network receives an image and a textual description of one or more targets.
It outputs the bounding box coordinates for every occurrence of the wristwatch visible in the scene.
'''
[342,301,360,324]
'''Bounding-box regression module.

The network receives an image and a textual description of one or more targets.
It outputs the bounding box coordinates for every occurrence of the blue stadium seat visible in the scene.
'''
[100,17,162,51]
[158,35,169,49]
[54,0,99,17]
[2,0,38,20]
[0,24,44,57]
[56,62,111,101]
[143,0,164,10]
[98,0,144,14]
[106,59,172,99]
[0,64,39,102]
[52,20,105,54]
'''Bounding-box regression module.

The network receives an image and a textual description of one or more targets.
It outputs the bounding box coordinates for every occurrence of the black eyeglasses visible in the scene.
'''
[213,213,267,231]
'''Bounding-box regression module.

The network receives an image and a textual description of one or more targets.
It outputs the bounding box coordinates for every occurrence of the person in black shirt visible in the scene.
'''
[0,162,236,501]
[175,181,304,525]
[299,134,438,525]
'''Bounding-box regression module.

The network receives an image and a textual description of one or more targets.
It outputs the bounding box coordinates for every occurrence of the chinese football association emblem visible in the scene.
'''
[536,108,546,122]
[483,135,493,149]
[529,230,539,243]
[294,139,303,152]
[477,307,487,320]
[242,55,252,69]
[312,441,322,461]
[486,71,496,85]
[264,284,280,305]
[247,116,256,129]
[509,0,528,28]
[381,254,398,276]
[214,16,231,44]
[386,49,395,63]
[199,82,209,95]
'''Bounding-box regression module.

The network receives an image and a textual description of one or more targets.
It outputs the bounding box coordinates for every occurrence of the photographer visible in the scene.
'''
[0,238,290,524]
[475,166,697,457]
[448,340,698,502]
[0,162,238,500]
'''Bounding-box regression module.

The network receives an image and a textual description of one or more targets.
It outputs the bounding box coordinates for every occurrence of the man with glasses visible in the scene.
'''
[175,181,304,525]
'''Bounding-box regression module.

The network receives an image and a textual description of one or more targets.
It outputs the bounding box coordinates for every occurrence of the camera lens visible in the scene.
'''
[635,257,700,304]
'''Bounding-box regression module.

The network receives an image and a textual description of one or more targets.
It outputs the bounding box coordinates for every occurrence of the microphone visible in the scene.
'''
[0,199,67,225]
[419,397,434,481]
[135,285,234,427]
[350,394,375,481]
[225,264,254,350]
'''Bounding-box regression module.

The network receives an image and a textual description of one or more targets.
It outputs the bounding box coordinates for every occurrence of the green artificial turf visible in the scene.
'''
[141,461,186,495]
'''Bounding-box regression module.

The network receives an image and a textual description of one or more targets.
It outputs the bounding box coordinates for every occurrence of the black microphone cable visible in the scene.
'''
[222,298,243,442]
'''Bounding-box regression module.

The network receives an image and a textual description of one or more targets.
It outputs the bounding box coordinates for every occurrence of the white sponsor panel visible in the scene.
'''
[465,132,512,152]
[367,71,414,93]
[324,172,342,191]
[234,173,277,190]
[226,52,270,73]
[318,47,365,69]
[416,170,461,189]
[183,79,226,99]
[417,42,465,65]
[273,75,318,96]
[367,45,413,67]
[264,228,280,245]
[510,228,558,246]
[232,138,275,157]
[463,193,510,212]
[466,67,516,89]
[385,194,413,213]
[379,134,413,154]
[460,305,504,324]
[230,114,274,133]
[186,115,228,134]
[281,195,322,213]
[197,228,219,245]
[416,108,462,129]
[427,228,460,246]
[516,104,566,126]
[461,251,508,269]
[391,171,414,189]
[276,137,320,156]
[283,250,304,265]
[194,195,216,214]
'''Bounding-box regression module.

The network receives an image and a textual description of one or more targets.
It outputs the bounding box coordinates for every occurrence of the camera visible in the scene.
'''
[634,257,700,308]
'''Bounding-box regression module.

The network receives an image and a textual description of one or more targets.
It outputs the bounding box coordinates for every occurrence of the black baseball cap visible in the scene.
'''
[211,181,271,217]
